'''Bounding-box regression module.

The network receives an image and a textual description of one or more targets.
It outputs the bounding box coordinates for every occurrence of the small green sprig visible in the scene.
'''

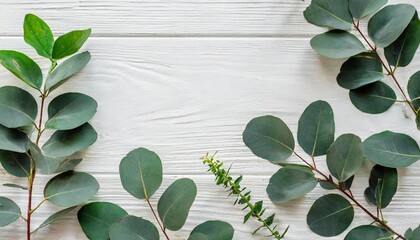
[202,153,288,240]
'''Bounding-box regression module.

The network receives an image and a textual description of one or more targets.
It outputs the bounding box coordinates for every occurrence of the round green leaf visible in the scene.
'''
[46,92,97,130]
[24,14,54,58]
[349,81,396,114]
[297,100,334,156]
[319,180,336,190]
[78,202,128,240]
[368,165,398,209]
[303,0,352,30]
[337,52,384,90]
[363,131,420,168]
[364,187,377,205]
[44,171,99,207]
[243,115,295,163]
[339,175,355,190]
[385,13,420,67]
[52,29,91,59]
[0,86,37,128]
[0,124,29,153]
[0,150,30,177]
[158,178,197,231]
[0,197,21,227]
[345,225,392,240]
[267,166,317,204]
[35,206,77,232]
[349,0,388,19]
[0,50,42,89]
[327,134,364,182]
[109,215,159,240]
[42,123,97,158]
[188,221,234,240]
[408,71,420,110]
[307,194,354,237]
[119,148,163,199]
[368,4,416,47]
[310,31,366,59]
[405,225,420,240]
[46,51,91,92]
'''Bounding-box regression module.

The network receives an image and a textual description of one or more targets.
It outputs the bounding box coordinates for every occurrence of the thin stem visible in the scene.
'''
[146,199,170,240]
[30,199,46,214]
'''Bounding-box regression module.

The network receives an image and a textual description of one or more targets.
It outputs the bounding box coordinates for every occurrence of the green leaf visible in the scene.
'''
[54,158,82,174]
[408,71,420,110]
[405,225,420,240]
[349,0,388,19]
[243,115,295,163]
[363,131,420,168]
[303,0,352,30]
[307,194,354,237]
[23,14,54,58]
[34,206,77,232]
[319,180,336,190]
[0,150,30,177]
[310,31,366,59]
[417,112,420,131]
[78,202,128,240]
[45,51,91,92]
[52,29,91,59]
[188,233,208,240]
[327,134,364,182]
[368,165,398,209]
[0,197,21,227]
[3,183,27,190]
[188,221,234,240]
[344,225,392,240]
[297,100,334,156]
[44,171,99,207]
[349,81,396,114]
[0,86,37,128]
[339,175,355,190]
[368,4,416,47]
[267,166,317,203]
[364,187,377,205]
[337,52,384,89]
[46,92,97,130]
[42,123,97,158]
[0,50,43,89]
[119,148,163,199]
[385,13,420,67]
[0,124,29,153]
[158,178,197,231]
[109,215,159,240]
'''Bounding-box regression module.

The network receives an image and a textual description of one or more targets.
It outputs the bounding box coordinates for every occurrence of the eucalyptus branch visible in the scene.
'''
[145,198,170,240]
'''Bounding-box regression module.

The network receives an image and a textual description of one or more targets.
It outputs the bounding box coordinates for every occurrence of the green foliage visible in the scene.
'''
[0,150,31,177]
[0,124,29,153]
[349,0,388,19]
[405,225,420,240]
[23,14,54,59]
[349,81,396,114]
[0,86,38,128]
[109,215,159,240]
[33,206,77,233]
[0,197,21,227]
[310,31,365,59]
[52,29,91,59]
[344,225,392,240]
[303,0,352,30]
[188,221,235,240]
[408,71,420,110]
[365,165,398,209]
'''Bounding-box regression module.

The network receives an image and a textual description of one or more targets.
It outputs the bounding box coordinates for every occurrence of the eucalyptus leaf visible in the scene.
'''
[267,166,317,203]
[119,148,163,199]
[368,165,398,209]
[310,31,366,59]
[158,178,197,231]
[188,221,234,240]
[364,187,377,205]
[0,86,37,128]
[307,194,354,237]
[42,123,97,158]
[349,0,388,19]
[344,225,392,240]
[319,180,336,190]
[339,175,355,190]
[408,71,420,110]
[109,215,159,240]
[52,29,91,59]
[0,150,30,177]
[78,202,128,240]
[243,115,295,163]
[0,50,42,89]
[0,124,29,153]
[55,158,82,173]
[368,4,416,47]
[188,233,208,240]
[303,0,352,30]
[3,183,27,190]
[34,206,77,232]
[349,81,396,114]
[0,197,21,227]
[337,52,384,90]
[30,141,57,175]
[363,131,420,168]
[405,225,420,240]
[46,92,97,130]
[23,14,54,58]
[297,100,334,156]
[44,171,99,207]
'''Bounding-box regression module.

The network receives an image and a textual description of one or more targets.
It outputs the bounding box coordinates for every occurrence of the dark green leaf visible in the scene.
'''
[310,31,366,59]
[0,50,43,89]
[349,81,396,114]
[368,4,416,47]
[109,215,159,240]
[303,0,352,30]
[54,158,82,173]
[339,175,355,190]
[307,194,354,237]
[363,131,420,168]
[243,115,295,163]
[0,197,21,227]
[3,183,27,190]
[23,14,54,58]
[408,71,420,110]
[34,206,77,232]
[0,124,28,153]
[349,0,387,19]
[368,165,398,209]
[78,202,128,240]
[188,233,208,240]
[44,171,99,207]
[364,187,377,205]
[188,221,234,240]
[417,111,420,130]
[319,180,336,190]
[158,178,197,231]
[0,86,37,128]
[52,29,91,59]
[405,225,420,240]
[119,148,163,199]
[0,150,30,177]
[345,225,392,240]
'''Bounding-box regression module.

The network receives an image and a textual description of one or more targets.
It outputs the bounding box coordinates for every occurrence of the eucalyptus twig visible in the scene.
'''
[146,198,170,240]
[202,153,288,240]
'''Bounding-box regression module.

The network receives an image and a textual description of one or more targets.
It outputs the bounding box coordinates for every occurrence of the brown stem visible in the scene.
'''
[146,198,170,240]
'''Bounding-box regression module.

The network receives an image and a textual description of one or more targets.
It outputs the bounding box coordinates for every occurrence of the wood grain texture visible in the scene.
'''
[0,1,419,239]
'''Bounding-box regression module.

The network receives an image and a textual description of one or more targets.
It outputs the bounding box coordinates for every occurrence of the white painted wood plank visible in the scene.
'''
[0,38,419,239]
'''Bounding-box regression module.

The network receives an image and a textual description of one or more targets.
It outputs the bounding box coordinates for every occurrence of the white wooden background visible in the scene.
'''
[0,0,419,239]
